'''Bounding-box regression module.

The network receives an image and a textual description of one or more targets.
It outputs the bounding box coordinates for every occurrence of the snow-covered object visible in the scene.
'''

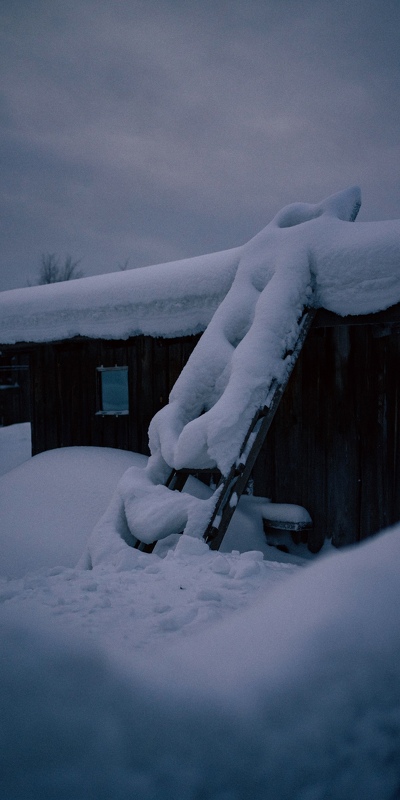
[86,456,221,558]
[258,499,312,526]
[149,186,362,476]
[0,249,240,344]
[92,185,400,547]
[0,432,294,579]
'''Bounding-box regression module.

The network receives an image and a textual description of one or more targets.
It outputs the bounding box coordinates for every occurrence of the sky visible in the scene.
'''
[1,0,399,291]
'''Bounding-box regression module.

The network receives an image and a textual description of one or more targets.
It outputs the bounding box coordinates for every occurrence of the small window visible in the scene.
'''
[96,366,129,416]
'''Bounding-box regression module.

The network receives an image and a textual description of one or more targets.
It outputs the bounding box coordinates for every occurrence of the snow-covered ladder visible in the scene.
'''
[136,306,316,553]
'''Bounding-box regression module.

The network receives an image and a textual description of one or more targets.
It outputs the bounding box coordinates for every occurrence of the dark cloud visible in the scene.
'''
[1,0,399,289]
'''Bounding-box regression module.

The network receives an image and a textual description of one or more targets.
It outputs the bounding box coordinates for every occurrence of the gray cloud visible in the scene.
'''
[1,0,399,289]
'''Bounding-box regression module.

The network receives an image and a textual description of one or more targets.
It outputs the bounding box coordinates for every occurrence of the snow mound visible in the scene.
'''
[1,525,400,798]
[0,447,146,578]
[0,436,302,579]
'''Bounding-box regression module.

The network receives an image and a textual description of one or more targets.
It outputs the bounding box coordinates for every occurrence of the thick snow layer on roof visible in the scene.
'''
[0,249,240,345]
[1,185,400,347]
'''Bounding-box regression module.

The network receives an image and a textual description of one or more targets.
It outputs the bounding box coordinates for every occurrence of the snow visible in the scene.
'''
[41,185,399,552]
[259,500,312,525]
[2,188,400,794]
[0,248,239,344]
[148,186,373,477]
[96,186,399,548]
[0,421,31,476]
[1,186,400,348]
[1,419,400,798]
[0,434,309,579]
[0,444,146,578]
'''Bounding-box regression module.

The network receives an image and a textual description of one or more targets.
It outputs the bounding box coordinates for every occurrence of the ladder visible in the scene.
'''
[135,307,316,553]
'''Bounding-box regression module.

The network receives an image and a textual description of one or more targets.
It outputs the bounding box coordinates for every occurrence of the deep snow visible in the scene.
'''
[2,182,400,797]
[1,186,400,349]
[1,426,400,798]
[0,425,312,580]
[0,441,147,578]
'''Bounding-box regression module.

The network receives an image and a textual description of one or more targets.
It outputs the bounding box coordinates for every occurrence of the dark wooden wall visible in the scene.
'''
[3,314,400,549]
[0,353,31,426]
[29,335,200,457]
[253,322,400,549]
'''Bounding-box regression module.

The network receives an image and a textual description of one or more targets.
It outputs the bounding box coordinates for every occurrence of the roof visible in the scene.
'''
[0,249,240,345]
[1,185,400,347]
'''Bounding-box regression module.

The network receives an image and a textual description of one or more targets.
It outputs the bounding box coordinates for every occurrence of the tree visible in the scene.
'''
[34,254,83,284]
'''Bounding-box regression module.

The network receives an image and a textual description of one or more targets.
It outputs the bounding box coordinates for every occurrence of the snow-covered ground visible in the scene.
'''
[1,423,400,798]
[0,420,31,476]
[2,186,400,796]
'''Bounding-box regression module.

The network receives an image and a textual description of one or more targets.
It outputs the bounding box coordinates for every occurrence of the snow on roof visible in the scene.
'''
[1,185,400,350]
[0,248,241,345]
[87,186,400,551]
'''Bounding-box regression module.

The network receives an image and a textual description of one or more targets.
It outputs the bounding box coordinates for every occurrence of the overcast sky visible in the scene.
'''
[1,0,399,290]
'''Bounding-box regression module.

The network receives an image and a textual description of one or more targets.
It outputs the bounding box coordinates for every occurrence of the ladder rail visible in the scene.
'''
[203,307,316,549]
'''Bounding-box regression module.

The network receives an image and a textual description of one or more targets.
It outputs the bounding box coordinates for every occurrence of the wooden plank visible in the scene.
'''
[38,344,60,452]
[203,309,317,549]
[357,326,400,539]
[325,326,360,547]
[254,328,328,552]
[153,339,169,416]
[298,327,328,552]
[127,337,139,453]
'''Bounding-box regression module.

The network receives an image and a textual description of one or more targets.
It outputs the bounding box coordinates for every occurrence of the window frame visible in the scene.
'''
[95,365,130,417]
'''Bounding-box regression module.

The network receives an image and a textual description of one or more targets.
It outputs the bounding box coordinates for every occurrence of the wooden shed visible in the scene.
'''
[254,304,400,552]
[1,303,400,551]
[1,259,400,551]
[14,333,201,457]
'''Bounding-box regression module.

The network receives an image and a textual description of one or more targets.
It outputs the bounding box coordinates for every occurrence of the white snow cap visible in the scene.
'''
[1,185,400,346]
[0,249,240,345]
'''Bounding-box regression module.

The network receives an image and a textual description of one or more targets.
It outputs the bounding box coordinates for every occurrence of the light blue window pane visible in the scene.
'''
[101,369,129,413]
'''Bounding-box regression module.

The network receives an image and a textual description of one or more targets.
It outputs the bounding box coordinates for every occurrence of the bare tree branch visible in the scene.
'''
[35,254,83,284]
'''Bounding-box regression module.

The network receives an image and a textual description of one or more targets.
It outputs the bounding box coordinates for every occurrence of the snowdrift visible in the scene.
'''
[0,447,146,578]
[1,524,400,798]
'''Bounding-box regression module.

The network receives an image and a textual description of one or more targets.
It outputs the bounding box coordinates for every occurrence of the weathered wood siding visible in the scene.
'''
[30,335,200,456]
[0,353,31,426]
[254,323,400,549]
[3,311,400,549]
